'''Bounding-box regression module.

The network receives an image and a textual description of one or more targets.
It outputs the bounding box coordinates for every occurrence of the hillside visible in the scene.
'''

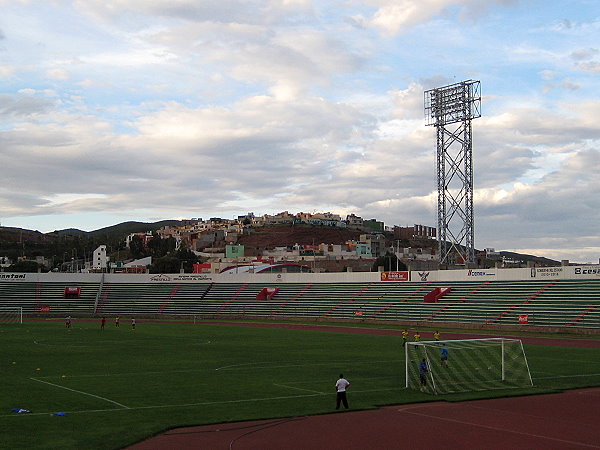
[238,224,363,248]
[0,221,183,261]
[0,227,58,244]
[48,220,182,239]
[499,251,560,266]
[0,222,562,267]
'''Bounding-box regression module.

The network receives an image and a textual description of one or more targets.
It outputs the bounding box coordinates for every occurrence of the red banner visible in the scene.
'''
[354,311,363,317]
[380,271,409,281]
[193,263,211,273]
[518,314,529,324]
[40,306,50,313]
[64,286,81,298]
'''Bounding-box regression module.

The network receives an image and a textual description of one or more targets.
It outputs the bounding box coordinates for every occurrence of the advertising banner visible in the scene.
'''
[381,271,409,281]
[518,314,529,324]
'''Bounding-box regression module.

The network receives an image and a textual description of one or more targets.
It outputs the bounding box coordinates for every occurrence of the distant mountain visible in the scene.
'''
[0,227,56,244]
[49,228,88,237]
[0,220,184,261]
[46,220,182,238]
[499,251,560,266]
[85,220,182,238]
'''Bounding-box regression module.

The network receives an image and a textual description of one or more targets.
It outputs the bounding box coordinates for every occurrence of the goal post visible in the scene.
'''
[0,307,23,324]
[406,338,533,394]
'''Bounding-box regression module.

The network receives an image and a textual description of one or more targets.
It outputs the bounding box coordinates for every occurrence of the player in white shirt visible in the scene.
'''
[335,374,350,409]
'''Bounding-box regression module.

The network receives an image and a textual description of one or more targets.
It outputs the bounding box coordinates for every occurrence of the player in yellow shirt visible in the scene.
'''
[401,330,409,347]
[414,331,421,342]
[433,331,441,341]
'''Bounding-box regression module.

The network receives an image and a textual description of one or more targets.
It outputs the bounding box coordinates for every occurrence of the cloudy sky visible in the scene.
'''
[1,0,599,263]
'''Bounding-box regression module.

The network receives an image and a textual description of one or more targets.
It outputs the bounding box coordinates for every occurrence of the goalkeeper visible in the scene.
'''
[441,343,449,367]
[419,359,428,391]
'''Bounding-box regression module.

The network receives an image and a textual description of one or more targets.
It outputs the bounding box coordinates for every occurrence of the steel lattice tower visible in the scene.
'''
[425,80,481,265]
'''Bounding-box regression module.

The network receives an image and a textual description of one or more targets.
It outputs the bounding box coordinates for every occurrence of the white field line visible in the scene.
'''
[533,372,600,380]
[34,369,210,379]
[215,362,271,371]
[29,377,130,409]
[2,387,403,418]
[215,359,401,371]
[32,360,402,380]
[273,383,326,394]
[531,356,600,364]
[398,408,600,449]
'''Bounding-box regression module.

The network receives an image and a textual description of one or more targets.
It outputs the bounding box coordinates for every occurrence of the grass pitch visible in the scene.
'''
[1,320,600,449]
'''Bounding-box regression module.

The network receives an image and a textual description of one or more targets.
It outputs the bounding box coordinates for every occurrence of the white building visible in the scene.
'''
[92,245,109,269]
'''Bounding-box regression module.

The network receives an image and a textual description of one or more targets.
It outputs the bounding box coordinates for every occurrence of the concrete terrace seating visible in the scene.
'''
[0,281,98,316]
[201,282,439,321]
[421,279,600,328]
[1,277,599,329]
[96,282,213,316]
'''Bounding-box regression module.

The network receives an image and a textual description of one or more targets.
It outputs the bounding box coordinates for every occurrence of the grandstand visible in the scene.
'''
[1,265,599,330]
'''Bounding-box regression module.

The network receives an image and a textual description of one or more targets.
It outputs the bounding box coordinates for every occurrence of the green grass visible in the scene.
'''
[1,320,600,449]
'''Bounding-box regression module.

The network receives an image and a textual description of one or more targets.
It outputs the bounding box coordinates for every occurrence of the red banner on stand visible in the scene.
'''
[518,314,529,324]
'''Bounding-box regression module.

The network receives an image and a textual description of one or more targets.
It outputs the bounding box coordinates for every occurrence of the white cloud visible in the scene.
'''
[0,93,55,117]
[73,0,314,24]
[0,0,599,263]
[0,65,16,78]
[357,0,515,36]
[45,68,70,80]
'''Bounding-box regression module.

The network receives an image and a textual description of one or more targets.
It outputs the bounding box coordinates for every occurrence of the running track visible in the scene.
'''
[130,321,600,449]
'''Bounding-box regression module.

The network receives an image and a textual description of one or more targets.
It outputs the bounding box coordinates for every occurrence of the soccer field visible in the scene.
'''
[2,320,600,449]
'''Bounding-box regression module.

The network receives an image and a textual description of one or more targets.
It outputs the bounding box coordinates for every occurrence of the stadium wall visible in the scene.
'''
[0,264,599,284]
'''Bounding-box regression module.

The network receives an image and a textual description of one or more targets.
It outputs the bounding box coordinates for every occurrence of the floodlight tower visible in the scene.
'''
[424,80,481,265]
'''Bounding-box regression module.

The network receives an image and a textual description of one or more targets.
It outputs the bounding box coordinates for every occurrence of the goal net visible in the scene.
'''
[0,307,23,324]
[406,338,533,394]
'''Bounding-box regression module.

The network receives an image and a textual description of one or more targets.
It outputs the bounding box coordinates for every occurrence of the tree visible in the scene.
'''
[6,260,44,273]
[149,256,180,273]
[173,247,198,273]
[129,235,146,259]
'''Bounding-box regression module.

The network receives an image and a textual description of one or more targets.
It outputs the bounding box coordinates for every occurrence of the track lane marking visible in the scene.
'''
[397,407,600,449]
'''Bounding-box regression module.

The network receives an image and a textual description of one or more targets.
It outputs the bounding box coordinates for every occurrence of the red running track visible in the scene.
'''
[130,388,600,449]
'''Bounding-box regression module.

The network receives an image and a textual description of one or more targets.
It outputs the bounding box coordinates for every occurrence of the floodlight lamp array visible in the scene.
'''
[424,80,481,126]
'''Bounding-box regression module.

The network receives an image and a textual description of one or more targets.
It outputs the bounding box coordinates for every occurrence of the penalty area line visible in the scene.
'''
[29,377,130,409]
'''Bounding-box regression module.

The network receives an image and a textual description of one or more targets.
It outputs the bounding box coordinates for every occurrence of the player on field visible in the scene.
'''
[335,374,350,409]
[441,343,449,367]
[131,317,136,330]
[101,317,106,330]
[402,329,409,347]
[414,331,421,342]
[115,316,120,327]
[419,359,428,391]
[433,330,441,341]
[65,316,71,329]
